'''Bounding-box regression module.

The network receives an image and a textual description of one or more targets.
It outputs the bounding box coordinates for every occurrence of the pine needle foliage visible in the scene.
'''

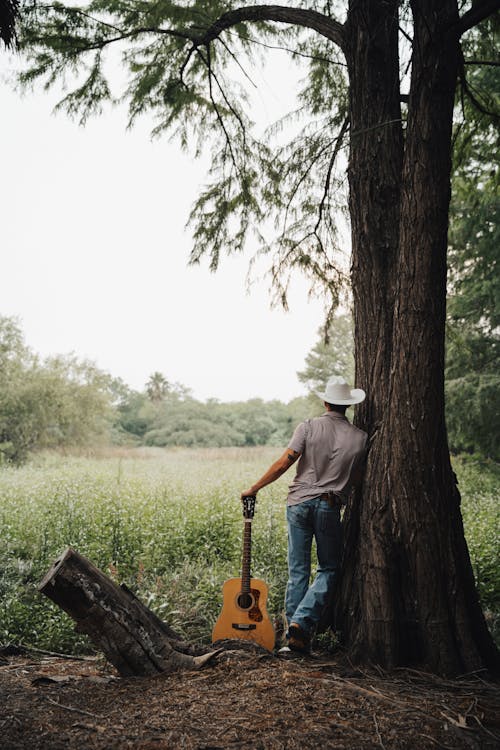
[0,0,20,48]
[16,1,349,311]
[444,15,500,459]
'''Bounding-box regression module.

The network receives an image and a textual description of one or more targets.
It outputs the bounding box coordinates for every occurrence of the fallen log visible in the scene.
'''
[38,547,216,677]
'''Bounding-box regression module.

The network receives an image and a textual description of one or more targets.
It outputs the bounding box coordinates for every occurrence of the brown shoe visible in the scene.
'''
[287,624,311,655]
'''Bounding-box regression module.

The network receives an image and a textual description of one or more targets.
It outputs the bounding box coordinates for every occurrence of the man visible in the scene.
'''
[241,375,367,654]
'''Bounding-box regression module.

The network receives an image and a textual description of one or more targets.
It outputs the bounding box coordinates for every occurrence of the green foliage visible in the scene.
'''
[456,455,500,614]
[0,448,289,649]
[115,389,150,439]
[0,316,115,463]
[445,16,500,460]
[446,374,499,459]
[0,318,316,460]
[0,0,19,49]
[114,370,318,449]
[297,313,354,393]
[0,449,497,652]
[145,371,191,404]
[448,164,499,334]
[13,4,500,391]
[16,1,349,308]
[139,397,307,448]
[11,4,500,465]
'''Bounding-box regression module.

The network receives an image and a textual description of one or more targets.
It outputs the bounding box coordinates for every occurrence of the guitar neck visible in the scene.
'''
[241,519,252,593]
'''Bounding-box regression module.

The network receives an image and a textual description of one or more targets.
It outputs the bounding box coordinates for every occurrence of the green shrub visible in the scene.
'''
[446,373,500,460]
[456,455,500,612]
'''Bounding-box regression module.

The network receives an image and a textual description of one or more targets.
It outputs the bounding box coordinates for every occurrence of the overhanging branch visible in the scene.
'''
[195,5,345,51]
[455,0,499,37]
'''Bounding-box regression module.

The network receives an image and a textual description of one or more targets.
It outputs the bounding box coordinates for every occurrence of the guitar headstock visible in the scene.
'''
[241,495,256,519]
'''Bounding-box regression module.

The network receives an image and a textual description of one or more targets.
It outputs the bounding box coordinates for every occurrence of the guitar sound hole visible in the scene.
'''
[237,592,253,610]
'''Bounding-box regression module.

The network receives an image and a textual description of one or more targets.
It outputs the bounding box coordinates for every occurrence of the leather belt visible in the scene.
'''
[319,491,343,507]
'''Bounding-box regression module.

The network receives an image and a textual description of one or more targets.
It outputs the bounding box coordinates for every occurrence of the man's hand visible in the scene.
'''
[241,489,256,501]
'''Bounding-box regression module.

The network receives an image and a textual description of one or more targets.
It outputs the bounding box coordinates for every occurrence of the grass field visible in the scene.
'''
[0,448,498,652]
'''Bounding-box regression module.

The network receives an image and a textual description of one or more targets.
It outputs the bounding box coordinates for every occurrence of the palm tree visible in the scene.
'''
[0,0,19,49]
[146,372,170,404]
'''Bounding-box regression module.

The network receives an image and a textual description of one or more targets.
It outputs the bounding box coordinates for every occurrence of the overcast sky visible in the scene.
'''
[1,50,335,403]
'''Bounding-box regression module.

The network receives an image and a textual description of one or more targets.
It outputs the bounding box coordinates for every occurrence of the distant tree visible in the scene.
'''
[0,317,114,462]
[138,394,315,449]
[145,372,192,405]
[286,395,322,425]
[297,314,354,394]
[145,372,170,404]
[114,389,149,440]
[0,316,36,462]
[0,315,29,366]
[41,354,115,447]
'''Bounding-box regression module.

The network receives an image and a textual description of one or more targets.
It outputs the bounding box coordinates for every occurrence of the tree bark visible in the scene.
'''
[337,0,500,675]
[336,0,404,666]
[346,0,403,433]
[38,548,216,677]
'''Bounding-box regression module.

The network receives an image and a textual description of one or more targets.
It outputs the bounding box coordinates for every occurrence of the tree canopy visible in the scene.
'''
[15,1,356,312]
[0,0,19,48]
[12,2,497,319]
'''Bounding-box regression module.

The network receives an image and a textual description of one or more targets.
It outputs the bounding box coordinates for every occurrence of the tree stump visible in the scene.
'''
[38,548,216,677]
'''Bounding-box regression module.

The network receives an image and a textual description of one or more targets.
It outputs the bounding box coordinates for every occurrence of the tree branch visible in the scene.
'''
[226,29,347,66]
[197,46,240,175]
[217,37,258,89]
[195,5,345,51]
[455,0,499,37]
[460,74,500,120]
[314,117,349,235]
[29,4,345,76]
[463,59,500,67]
[457,47,500,121]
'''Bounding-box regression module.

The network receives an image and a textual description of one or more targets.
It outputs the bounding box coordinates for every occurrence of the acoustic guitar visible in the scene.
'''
[212,495,275,651]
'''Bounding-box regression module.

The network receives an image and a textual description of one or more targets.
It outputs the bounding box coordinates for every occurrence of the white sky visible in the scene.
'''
[0,50,338,403]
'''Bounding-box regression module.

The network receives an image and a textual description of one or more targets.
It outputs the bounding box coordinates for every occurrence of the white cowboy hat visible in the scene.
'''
[316,375,366,405]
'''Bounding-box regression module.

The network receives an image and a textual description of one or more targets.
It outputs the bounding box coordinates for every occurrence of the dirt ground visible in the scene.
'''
[1,645,499,750]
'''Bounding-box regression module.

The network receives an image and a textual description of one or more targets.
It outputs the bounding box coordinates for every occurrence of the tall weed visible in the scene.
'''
[0,448,497,651]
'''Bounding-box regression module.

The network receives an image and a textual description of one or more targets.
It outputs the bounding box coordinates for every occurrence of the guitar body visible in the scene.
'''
[212,576,275,651]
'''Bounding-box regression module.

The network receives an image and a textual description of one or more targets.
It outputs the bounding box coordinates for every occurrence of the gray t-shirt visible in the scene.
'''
[286,411,368,506]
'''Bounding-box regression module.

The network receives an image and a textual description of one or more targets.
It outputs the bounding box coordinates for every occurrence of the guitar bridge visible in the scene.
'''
[232,623,257,631]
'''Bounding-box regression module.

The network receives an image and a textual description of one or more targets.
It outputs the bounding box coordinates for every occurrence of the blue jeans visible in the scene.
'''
[285,497,342,635]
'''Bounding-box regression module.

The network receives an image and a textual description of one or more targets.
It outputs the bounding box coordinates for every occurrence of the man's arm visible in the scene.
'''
[241,449,300,499]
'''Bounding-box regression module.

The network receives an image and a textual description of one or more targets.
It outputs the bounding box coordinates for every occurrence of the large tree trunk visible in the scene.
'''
[339,0,404,665]
[39,548,216,677]
[338,0,500,675]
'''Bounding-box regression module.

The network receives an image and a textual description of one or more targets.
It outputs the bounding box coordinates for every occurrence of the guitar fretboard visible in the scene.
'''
[241,519,252,593]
